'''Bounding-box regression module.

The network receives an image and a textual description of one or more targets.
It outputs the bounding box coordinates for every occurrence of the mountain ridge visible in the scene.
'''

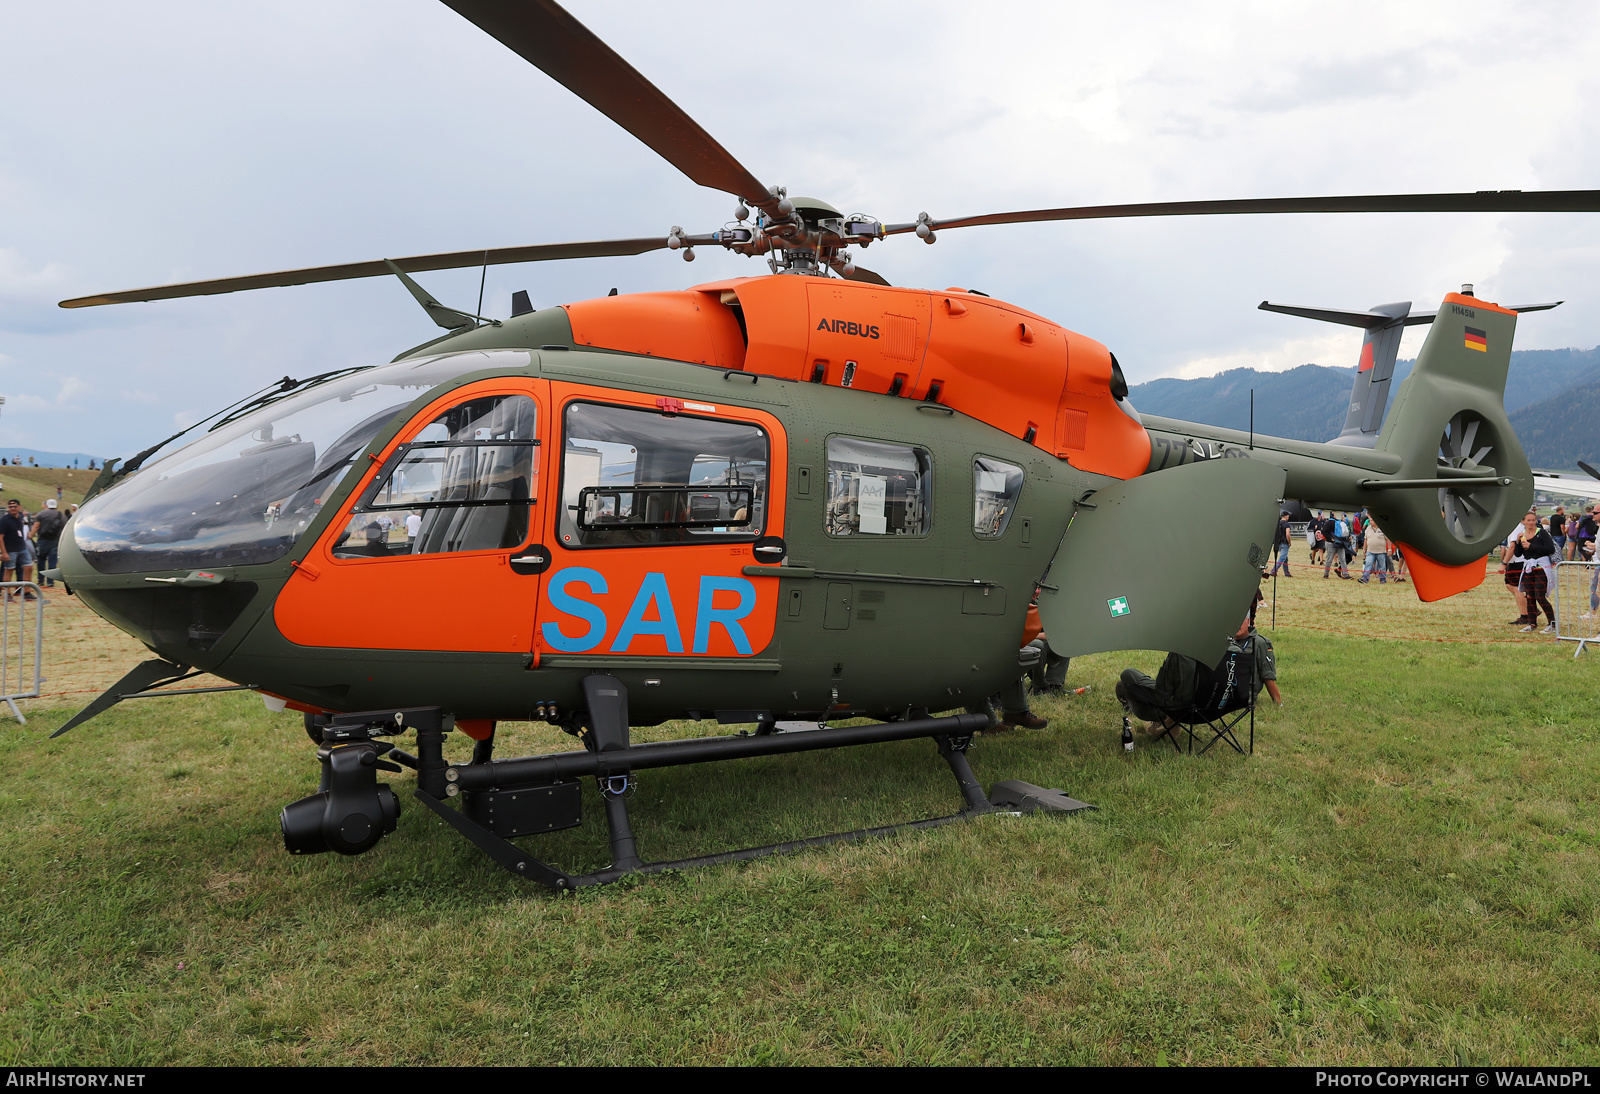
[1129,345,1600,469]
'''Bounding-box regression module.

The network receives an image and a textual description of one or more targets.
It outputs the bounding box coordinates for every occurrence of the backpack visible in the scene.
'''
[1193,639,1256,715]
[1334,518,1349,539]
[35,509,65,540]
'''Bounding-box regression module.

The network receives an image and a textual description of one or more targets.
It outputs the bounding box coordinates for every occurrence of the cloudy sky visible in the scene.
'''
[3,0,1598,459]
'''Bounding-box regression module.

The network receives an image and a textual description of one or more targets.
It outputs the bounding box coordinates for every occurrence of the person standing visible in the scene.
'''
[1323,513,1351,578]
[32,499,65,587]
[0,499,35,599]
[1551,505,1569,560]
[1271,512,1294,577]
[1502,524,1529,625]
[1514,510,1558,633]
[1358,521,1391,583]
[1577,508,1598,562]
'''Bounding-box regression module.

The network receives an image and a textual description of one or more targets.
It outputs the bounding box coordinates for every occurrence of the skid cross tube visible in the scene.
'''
[446,712,993,793]
[428,702,1032,890]
[306,692,1087,891]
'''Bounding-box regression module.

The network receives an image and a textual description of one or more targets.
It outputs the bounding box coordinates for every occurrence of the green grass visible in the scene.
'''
[0,466,98,514]
[2,631,1598,1065]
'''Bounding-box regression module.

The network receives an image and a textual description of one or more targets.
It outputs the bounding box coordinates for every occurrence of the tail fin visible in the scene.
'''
[1364,292,1533,598]
[1259,295,1563,450]
[1259,299,1419,447]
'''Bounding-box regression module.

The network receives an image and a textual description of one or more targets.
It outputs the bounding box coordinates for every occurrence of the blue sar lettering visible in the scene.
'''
[694,576,757,654]
[541,567,608,652]
[542,570,761,655]
[610,572,684,653]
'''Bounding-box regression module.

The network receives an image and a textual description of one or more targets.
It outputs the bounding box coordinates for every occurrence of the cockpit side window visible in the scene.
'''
[69,352,492,574]
[333,394,537,558]
[557,401,768,548]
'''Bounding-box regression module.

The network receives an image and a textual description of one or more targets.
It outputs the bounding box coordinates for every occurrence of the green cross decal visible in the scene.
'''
[1108,596,1130,618]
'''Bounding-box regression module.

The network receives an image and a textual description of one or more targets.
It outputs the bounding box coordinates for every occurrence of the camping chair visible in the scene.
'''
[1164,637,1259,756]
[1172,692,1255,755]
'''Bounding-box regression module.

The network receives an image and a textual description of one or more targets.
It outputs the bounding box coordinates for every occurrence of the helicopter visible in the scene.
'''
[44,0,1599,890]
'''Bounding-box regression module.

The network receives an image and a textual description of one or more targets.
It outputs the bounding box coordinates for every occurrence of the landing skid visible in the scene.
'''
[321,675,1093,891]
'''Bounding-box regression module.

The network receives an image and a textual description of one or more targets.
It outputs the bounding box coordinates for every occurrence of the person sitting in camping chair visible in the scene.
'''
[1115,616,1282,744]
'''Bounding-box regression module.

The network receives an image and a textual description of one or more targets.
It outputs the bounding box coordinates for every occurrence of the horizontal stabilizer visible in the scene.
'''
[1258,300,1413,329]
[1260,295,1562,449]
[1260,298,1562,329]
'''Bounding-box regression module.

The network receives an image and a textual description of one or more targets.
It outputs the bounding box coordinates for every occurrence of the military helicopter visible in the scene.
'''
[47,0,1598,890]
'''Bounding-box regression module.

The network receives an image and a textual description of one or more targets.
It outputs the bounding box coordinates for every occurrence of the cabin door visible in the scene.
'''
[275,377,552,653]
[534,382,787,662]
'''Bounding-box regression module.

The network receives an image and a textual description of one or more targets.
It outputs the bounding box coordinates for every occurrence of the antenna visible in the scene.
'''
[1249,389,1254,449]
[476,250,489,317]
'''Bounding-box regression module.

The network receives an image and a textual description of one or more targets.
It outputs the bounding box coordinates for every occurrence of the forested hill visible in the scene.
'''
[1129,345,1600,469]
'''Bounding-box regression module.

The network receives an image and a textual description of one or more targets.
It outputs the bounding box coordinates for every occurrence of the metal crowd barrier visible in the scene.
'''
[1555,560,1600,658]
[0,581,43,722]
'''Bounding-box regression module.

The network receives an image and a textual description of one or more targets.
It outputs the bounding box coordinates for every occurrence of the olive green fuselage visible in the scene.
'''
[58,308,1103,725]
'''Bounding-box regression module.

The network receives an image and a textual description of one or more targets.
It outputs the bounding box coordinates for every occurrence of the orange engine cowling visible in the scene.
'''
[563,276,1150,480]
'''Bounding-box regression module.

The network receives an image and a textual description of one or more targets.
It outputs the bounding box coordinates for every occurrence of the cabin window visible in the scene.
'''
[558,401,769,548]
[825,437,931,537]
[333,393,537,557]
[973,457,1024,538]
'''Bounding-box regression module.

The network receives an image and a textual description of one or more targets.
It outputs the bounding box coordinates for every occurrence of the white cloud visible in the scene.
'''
[54,376,88,405]
[1171,331,1362,380]
[0,248,68,295]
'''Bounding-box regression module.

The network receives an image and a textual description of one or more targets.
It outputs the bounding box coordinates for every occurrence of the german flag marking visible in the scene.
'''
[1464,326,1488,352]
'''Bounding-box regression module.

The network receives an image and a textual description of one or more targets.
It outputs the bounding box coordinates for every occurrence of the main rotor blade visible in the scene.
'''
[441,0,771,208]
[59,237,670,308]
[886,190,1600,235]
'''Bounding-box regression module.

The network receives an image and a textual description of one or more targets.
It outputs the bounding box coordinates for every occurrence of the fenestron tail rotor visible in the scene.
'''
[1439,411,1500,542]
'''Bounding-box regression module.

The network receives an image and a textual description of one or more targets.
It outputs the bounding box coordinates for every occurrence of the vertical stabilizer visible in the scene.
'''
[1366,291,1532,594]
[1257,299,1416,447]
[1335,302,1410,445]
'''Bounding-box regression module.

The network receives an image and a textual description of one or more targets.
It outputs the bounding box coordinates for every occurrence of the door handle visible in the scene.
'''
[509,546,552,575]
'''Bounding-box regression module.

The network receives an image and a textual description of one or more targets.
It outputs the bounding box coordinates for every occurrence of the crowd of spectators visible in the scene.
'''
[1273,507,1408,584]
[0,492,76,600]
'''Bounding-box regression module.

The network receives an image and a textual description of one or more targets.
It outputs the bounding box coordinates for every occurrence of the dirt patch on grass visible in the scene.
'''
[16,593,225,716]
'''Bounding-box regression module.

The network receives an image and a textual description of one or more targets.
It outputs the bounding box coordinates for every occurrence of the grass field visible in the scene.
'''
[0,466,99,515]
[2,553,1597,1065]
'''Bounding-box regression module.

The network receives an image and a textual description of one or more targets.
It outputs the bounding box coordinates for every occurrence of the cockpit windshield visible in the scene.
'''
[73,351,532,573]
